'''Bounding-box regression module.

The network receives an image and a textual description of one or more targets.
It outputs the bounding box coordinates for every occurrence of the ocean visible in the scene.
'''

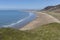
[0,10,36,29]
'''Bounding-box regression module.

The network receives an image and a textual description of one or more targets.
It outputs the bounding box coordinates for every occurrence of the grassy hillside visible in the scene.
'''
[43,11,60,20]
[49,12,60,20]
[42,4,60,21]
[0,23,60,40]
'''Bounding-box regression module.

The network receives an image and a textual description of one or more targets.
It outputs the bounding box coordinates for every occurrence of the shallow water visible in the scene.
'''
[0,10,36,28]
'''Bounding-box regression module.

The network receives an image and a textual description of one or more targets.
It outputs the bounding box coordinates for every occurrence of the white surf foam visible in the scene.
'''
[2,13,34,27]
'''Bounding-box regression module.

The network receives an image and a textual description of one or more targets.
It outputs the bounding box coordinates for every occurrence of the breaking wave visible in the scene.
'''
[2,13,36,28]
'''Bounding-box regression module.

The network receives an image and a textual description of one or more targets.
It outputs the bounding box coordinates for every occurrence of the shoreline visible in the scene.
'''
[0,12,36,29]
[20,12,60,30]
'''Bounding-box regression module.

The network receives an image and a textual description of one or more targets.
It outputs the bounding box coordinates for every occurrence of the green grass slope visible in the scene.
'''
[0,23,60,40]
[45,12,60,20]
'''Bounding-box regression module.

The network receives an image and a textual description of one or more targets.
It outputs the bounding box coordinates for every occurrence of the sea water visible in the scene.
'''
[0,10,36,29]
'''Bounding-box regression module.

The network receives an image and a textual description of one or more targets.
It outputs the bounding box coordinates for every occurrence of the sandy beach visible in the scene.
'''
[20,12,60,30]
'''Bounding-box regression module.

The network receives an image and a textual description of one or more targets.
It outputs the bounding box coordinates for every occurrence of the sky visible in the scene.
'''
[0,0,60,10]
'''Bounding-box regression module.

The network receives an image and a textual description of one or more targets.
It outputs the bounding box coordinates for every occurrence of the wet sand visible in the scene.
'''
[20,12,60,30]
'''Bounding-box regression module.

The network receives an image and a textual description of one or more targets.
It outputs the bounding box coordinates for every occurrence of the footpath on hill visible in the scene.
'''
[20,12,60,30]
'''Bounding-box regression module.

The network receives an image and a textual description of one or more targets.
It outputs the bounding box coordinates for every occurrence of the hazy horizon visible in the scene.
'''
[0,0,60,10]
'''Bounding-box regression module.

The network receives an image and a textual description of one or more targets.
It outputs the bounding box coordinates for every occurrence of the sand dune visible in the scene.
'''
[20,12,60,30]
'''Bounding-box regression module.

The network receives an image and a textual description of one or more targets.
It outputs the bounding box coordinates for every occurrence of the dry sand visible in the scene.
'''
[20,12,60,30]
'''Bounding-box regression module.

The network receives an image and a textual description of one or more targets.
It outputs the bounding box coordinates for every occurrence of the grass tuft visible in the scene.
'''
[0,23,60,40]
